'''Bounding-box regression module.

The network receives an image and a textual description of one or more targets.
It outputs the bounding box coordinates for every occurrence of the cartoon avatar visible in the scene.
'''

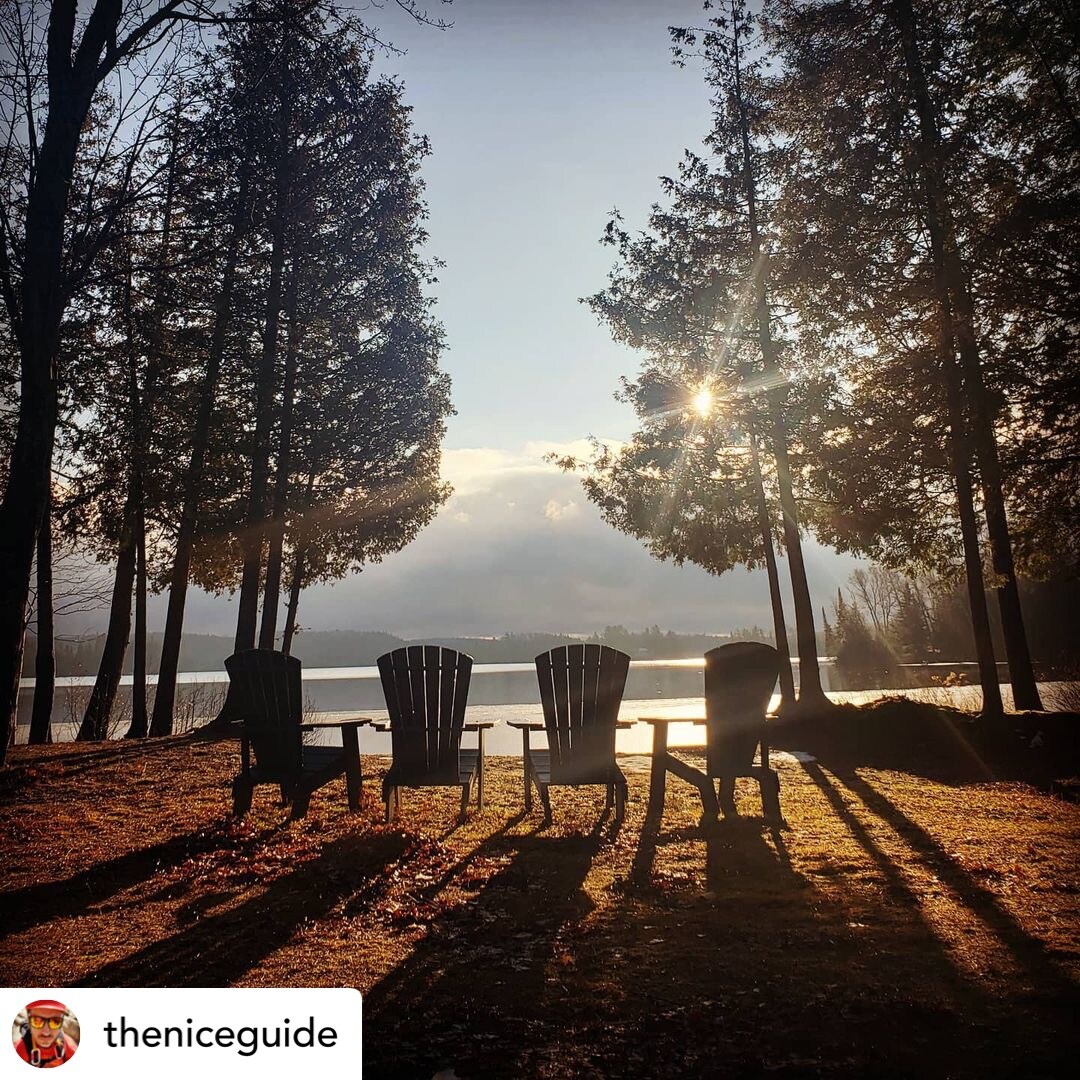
[14,1000,78,1068]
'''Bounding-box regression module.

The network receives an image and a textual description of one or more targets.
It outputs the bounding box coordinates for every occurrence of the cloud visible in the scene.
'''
[119,440,864,641]
[439,438,621,496]
[544,498,579,522]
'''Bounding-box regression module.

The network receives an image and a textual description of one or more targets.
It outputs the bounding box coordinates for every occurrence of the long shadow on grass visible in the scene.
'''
[0,828,230,937]
[791,760,1080,1075]
[363,817,608,1079]
[601,762,1074,1077]
[78,831,410,987]
[0,735,205,797]
[833,765,1080,1000]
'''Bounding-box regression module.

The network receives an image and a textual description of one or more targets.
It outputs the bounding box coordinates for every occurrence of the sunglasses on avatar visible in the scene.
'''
[28,1017,64,1030]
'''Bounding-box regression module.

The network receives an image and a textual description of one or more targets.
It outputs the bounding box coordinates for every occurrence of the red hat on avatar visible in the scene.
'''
[25,1001,67,1015]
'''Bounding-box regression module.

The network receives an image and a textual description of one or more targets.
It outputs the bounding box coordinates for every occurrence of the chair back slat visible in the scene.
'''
[378,646,473,782]
[536,644,630,783]
[225,649,303,781]
[703,642,779,775]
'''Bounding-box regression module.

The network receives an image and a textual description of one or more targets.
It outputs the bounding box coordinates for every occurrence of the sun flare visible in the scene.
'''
[692,387,714,417]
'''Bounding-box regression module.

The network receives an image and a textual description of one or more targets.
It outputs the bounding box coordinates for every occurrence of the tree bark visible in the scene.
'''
[152,168,251,736]
[749,431,796,712]
[28,488,54,745]
[890,0,1038,712]
[79,492,137,741]
[730,4,828,711]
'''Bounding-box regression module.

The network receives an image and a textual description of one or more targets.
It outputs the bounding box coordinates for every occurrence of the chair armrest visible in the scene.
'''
[615,721,634,729]
[507,721,544,730]
[464,721,496,731]
[298,717,371,732]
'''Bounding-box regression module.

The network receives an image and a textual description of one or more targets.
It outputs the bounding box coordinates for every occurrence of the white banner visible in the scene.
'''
[6,987,361,1077]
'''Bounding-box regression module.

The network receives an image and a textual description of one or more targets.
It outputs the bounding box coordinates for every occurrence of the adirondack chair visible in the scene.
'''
[509,644,632,823]
[226,649,368,819]
[703,641,782,821]
[374,646,492,823]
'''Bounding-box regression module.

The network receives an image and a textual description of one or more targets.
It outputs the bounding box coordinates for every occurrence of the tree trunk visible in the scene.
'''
[890,0,1037,713]
[28,489,54,745]
[7,631,24,751]
[122,206,149,740]
[730,5,828,711]
[749,431,796,712]
[929,250,1004,717]
[945,269,1040,708]
[0,7,115,762]
[282,547,308,657]
[126,505,149,737]
[152,168,251,736]
[259,260,301,649]
[79,494,137,741]
[235,71,294,652]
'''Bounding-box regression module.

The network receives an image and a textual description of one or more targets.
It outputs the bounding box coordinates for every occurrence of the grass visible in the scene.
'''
[1,701,1078,1078]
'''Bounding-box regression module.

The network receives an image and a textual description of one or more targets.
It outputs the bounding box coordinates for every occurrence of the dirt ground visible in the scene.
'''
[2,704,1079,1078]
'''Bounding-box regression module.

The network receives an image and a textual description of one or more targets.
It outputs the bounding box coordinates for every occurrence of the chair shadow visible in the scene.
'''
[78,831,410,987]
[611,759,1080,1075]
[363,822,605,1078]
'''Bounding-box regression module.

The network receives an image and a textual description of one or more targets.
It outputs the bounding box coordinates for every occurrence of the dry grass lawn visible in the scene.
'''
[1,706,1079,1078]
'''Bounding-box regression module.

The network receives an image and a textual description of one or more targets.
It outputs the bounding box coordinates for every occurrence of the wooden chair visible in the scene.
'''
[374,645,491,823]
[226,649,367,819]
[702,641,782,821]
[510,644,632,823]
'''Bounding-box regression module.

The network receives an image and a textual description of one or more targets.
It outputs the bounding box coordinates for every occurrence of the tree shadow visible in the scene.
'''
[0,827,233,936]
[0,734,203,795]
[363,820,607,1078]
[830,764,1080,1001]
[78,830,409,987]
[597,760,1080,1077]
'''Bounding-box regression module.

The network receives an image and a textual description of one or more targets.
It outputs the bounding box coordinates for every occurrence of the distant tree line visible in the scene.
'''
[21,625,795,677]
[826,565,1080,690]
[566,0,1077,720]
[0,0,452,759]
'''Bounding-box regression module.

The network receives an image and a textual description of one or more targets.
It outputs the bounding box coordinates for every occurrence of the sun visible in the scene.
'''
[692,387,714,417]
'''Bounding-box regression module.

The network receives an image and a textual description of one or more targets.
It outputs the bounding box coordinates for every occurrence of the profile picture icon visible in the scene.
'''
[12,1000,79,1068]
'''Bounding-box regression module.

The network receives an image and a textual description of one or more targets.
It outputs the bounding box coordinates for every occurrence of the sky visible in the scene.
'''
[143,0,863,640]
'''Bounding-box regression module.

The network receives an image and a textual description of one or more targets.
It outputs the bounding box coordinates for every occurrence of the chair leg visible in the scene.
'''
[343,734,363,812]
[232,776,254,817]
[539,783,552,824]
[615,780,627,823]
[290,789,311,820]
[524,758,533,812]
[278,783,289,807]
[605,783,615,811]
[761,769,782,822]
[384,782,396,824]
[459,781,471,822]
[718,775,738,818]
